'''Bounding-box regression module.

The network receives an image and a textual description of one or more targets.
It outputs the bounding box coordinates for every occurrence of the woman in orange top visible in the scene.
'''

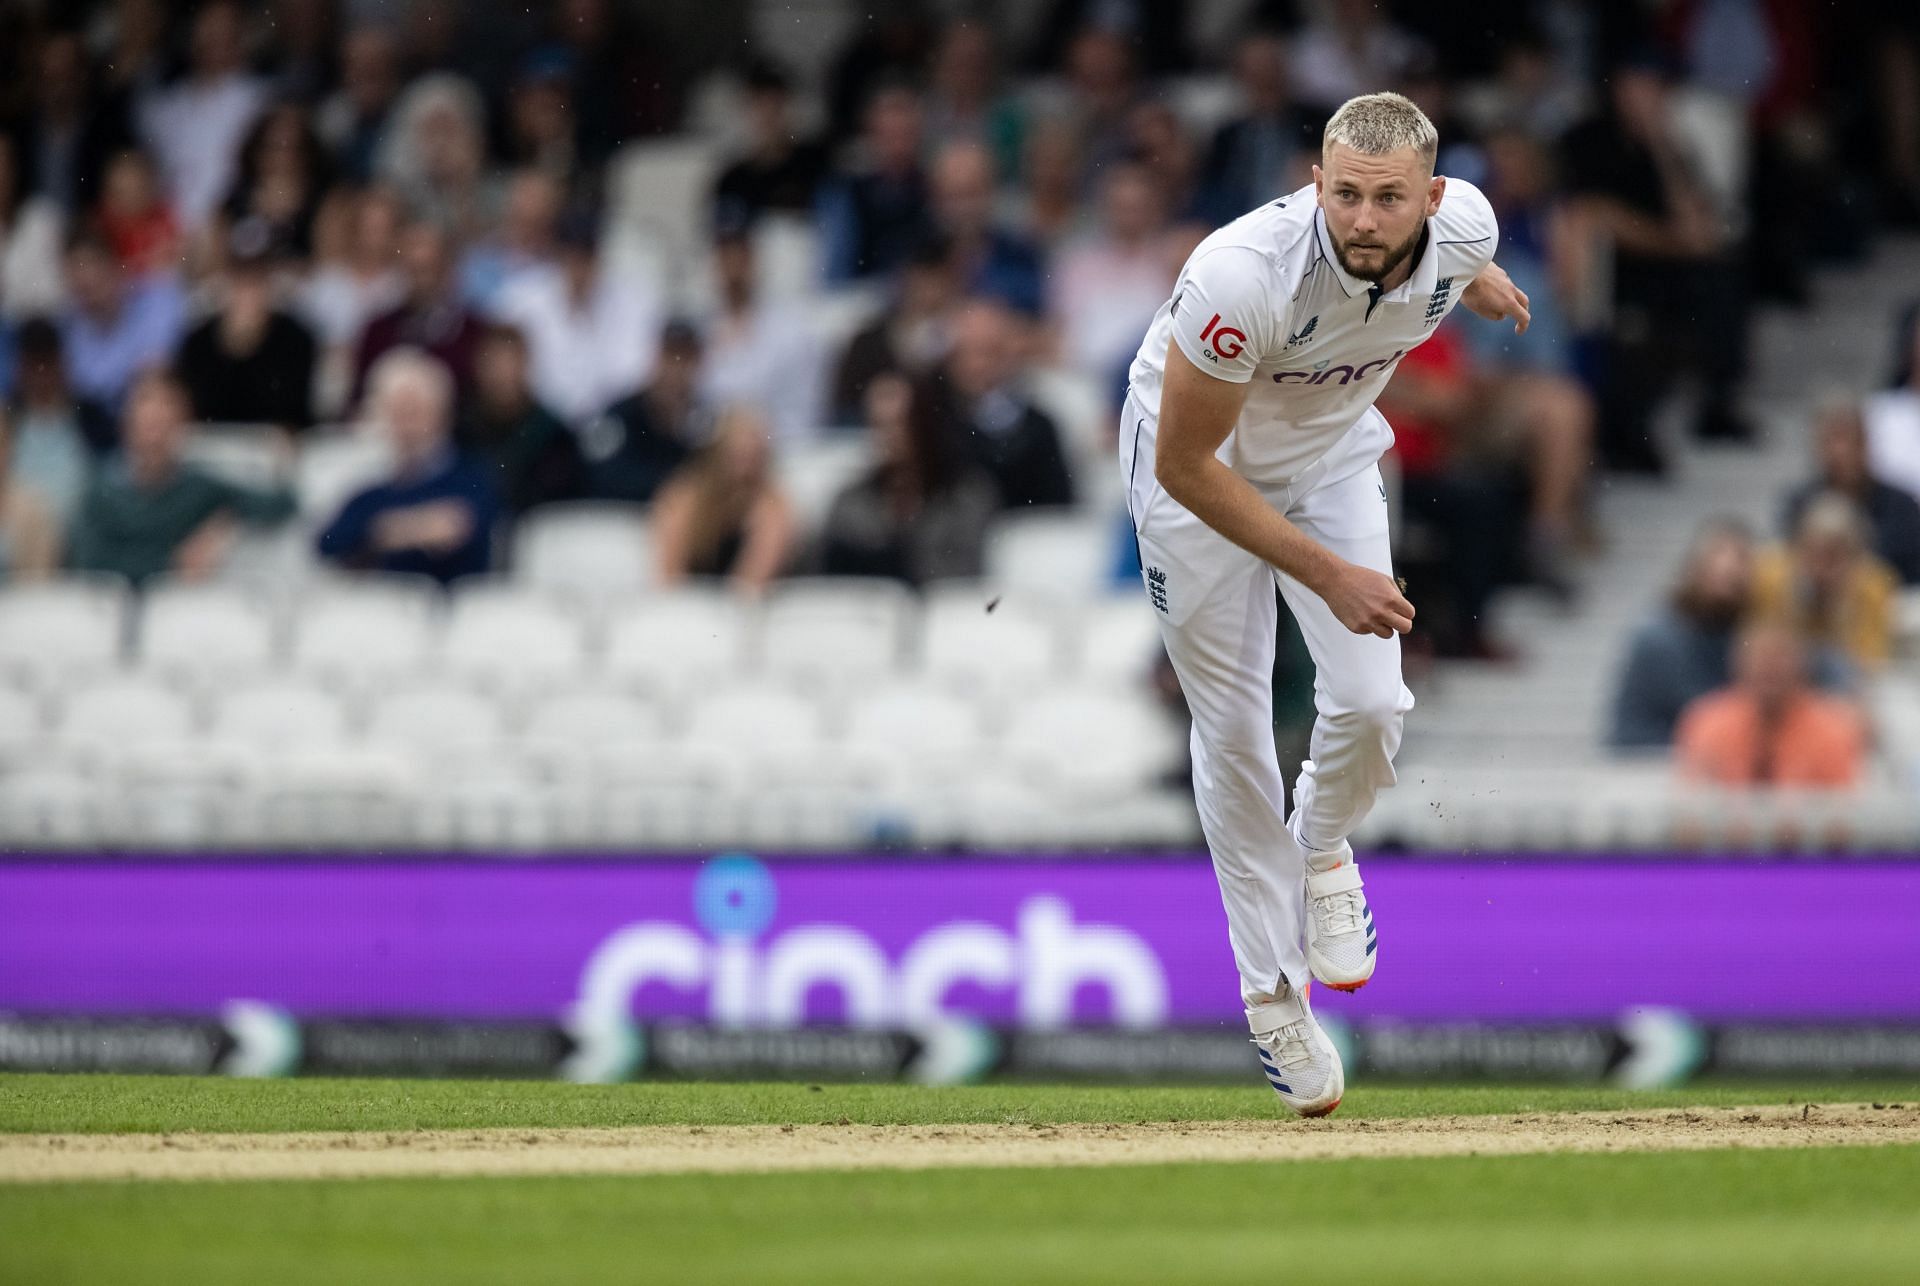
[1676,623,1866,788]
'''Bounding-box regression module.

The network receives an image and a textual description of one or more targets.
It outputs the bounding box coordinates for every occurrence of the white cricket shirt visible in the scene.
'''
[1125,178,1499,487]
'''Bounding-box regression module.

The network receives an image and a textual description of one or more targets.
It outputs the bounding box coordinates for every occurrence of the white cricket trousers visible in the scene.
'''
[1122,399,1414,1003]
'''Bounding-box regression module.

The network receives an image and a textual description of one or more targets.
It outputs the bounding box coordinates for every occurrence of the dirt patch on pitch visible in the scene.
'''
[2,1103,1915,1184]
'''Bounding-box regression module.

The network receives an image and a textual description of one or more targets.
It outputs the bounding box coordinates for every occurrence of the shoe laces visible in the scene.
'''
[1313,886,1366,937]
[1256,1019,1318,1071]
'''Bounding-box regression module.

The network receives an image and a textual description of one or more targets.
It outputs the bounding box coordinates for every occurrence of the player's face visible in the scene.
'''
[1314,144,1444,284]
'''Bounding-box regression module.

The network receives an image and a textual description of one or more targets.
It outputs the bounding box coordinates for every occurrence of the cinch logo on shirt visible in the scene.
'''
[1198,312,1247,361]
[1271,349,1405,386]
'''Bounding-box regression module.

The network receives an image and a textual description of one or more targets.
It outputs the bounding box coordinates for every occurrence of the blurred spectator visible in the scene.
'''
[503,48,585,189]
[260,0,340,104]
[584,320,708,504]
[547,0,678,151]
[1610,517,1848,749]
[136,0,268,233]
[1864,314,1920,499]
[832,232,959,425]
[377,75,498,242]
[100,0,171,107]
[0,407,61,580]
[216,104,333,261]
[93,149,182,281]
[652,406,795,593]
[1202,31,1319,222]
[1467,130,1584,379]
[1676,623,1866,789]
[712,60,830,229]
[1564,60,1751,471]
[174,226,317,430]
[456,322,585,518]
[925,21,1025,178]
[299,186,405,416]
[942,299,1075,510]
[316,348,497,584]
[353,220,483,402]
[1027,0,1191,77]
[1054,28,1140,187]
[819,83,933,282]
[0,134,67,321]
[1007,120,1088,248]
[12,30,135,215]
[1750,493,1898,673]
[698,224,822,442]
[493,211,658,428]
[316,24,403,183]
[1782,400,1920,585]
[1050,163,1177,390]
[1461,31,1590,144]
[928,139,1044,317]
[6,320,104,524]
[1125,100,1207,225]
[460,169,563,312]
[820,371,997,584]
[58,226,187,415]
[67,369,294,585]
[1288,0,1429,111]
[825,12,934,145]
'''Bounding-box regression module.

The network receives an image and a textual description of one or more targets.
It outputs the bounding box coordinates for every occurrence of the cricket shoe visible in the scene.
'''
[1304,848,1376,991]
[1248,983,1344,1118]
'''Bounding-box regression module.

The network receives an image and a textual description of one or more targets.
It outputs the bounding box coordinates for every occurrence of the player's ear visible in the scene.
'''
[1312,163,1324,203]
[1427,174,1446,216]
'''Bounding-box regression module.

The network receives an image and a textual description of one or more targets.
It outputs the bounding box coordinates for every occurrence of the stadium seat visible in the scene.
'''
[1026,366,1111,463]
[775,434,875,533]
[0,768,102,847]
[295,429,393,523]
[364,684,505,764]
[253,747,420,848]
[1002,688,1183,797]
[416,764,556,851]
[287,576,442,691]
[441,583,589,692]
[918,584,1063,703]
[985,514,1117,601]
[211,680,352,751]
[1070,595,1165,685]
[0,686,44,766]
[519,687,667,773]
[182,424,287,490]
[760,578,913,687]
[512,502,654,599]
[0,576,130,685]
[135,581,279,683]
[602,589,752,696]
[51,678,196,761]
[685,682,825,754]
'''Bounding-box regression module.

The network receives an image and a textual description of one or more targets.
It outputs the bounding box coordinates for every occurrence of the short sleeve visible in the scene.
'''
[1167,247,1282,384]
[1434,178,1499,276]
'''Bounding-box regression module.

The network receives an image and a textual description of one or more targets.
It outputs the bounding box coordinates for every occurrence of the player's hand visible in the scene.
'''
[1462,263,1531,335]
[1318,561,1415,639]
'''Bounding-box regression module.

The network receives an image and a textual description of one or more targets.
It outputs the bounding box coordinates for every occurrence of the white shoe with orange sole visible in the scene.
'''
[1248,983,1345,1118]
[1305,852,1376,992]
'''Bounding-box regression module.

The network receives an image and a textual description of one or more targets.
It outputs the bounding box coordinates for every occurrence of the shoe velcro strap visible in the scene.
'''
[1306,864,1364,899]
[1246,999,1307,1036]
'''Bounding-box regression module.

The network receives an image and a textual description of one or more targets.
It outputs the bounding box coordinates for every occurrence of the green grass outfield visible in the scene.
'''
[2,1076,1917,1285]
[4,1072,1917,1134]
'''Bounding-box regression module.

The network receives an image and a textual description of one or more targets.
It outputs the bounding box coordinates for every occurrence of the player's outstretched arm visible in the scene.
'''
[1153,344,1414,638]
[1460,261,1530,334]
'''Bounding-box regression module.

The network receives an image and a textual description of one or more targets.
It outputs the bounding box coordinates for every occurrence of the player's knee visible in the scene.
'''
[1323,685,1409,744]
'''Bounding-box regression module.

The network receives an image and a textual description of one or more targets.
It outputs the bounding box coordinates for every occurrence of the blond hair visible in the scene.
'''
[1323,92,1438,167]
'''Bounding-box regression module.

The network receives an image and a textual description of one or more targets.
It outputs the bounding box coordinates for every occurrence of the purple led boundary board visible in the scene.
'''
[2,855,1917,1027]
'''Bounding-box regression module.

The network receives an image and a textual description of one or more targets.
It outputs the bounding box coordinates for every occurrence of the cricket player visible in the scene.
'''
[1121,92,1531,1116]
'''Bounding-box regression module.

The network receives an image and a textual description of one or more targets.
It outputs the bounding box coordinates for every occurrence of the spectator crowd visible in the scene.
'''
[1,0,1918,801]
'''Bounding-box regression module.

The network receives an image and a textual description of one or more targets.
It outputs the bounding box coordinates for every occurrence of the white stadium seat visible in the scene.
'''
[52,678,196,759]
[441,584,588,691]
[288,577,441,689]
[211,681,351,751]
[296,429,394,523]
[519,687,666,773]
[1070,595,1165,684]
[602,589,751,694]
[512,502,654,598]
[1002,688,1183,797]
[136,582,278,681]
[0,686,44,765]
[985,513,1116,600]
[365,684,504,760]
[0,577,129,683]
[918,584,1062,701]
[775,435,874,531]
[761,578,912,685]
[0,768,103,846]
[685,683,824,753]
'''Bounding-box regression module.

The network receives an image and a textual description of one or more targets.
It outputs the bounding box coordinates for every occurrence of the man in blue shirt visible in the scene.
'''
[316,347,498,584]
[58,229,187,416]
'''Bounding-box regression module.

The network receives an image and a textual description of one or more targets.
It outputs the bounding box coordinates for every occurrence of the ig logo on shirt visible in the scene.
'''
[1198,313,1246,361]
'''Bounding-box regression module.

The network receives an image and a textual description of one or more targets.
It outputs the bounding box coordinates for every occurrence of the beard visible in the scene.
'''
[1332,223,1425,284]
